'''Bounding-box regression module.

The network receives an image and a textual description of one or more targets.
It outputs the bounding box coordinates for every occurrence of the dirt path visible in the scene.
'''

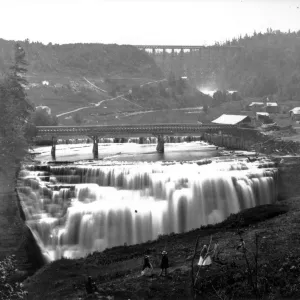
[56,78,167,118]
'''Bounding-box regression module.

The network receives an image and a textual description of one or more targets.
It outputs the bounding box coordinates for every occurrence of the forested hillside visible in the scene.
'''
[0,39,167,117]
[0,39,163,78]
[216,29,300,99]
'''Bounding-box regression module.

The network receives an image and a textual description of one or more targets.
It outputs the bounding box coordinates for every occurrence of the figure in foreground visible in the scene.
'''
[159,250,169,276]
[85,276,99,295]
[141,254,153,275]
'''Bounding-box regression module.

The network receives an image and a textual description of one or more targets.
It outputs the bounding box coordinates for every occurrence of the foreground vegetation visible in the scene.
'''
[20,201,300,300]
[0,42,33,168]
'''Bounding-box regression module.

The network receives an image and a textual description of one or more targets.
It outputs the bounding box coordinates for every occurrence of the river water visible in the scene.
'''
[17,140,277,261]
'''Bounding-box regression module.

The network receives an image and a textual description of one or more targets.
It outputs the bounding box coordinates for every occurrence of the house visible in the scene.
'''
[256,112,269,119]
[256,112,272,123]
[289,107,300,120]
[265,102,278,113]
[212,114,252,126]
[248,102,265,112]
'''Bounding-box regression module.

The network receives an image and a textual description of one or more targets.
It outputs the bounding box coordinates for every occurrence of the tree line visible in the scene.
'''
[0,43,58,165]
[0,43,34,165]
[213,29,300,100]
[0,39,163,79]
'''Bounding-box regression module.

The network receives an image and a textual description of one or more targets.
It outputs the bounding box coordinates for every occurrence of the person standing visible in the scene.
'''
[141,254,153,275]
[198,245,212,267]
[159,251,169,276]
[85,276,98,295]
[237,238,246,252]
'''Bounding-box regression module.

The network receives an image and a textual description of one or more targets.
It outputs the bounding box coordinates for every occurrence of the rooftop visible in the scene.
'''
[265,102,278,107]
[256,112,270,116]
[249,102,264,107]
[289,107,300,114]
[212,114,251,125]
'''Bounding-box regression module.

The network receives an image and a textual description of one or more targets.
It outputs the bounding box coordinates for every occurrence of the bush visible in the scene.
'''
[0,255,28,299]
[200,204,289,230]
[30,109,58,126]
[73,113,83,125]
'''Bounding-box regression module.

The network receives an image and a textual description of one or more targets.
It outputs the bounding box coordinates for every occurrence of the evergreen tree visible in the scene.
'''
[176,77,186,95]
[0,42,33,164]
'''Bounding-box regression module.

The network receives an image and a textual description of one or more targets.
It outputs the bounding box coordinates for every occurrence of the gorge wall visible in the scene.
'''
[0,165,45,272]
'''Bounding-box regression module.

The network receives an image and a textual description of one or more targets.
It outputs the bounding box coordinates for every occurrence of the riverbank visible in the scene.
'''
[22,199,298,300]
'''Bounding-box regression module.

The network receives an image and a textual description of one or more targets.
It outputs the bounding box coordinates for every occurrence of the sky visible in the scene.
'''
[0,0,300,45]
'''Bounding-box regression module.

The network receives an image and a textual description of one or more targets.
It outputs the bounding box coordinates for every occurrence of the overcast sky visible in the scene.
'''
[1,0,300,45]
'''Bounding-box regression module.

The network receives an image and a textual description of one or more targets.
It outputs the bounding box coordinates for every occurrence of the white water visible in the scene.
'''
[32,140,217,162]
[18,155,277,261]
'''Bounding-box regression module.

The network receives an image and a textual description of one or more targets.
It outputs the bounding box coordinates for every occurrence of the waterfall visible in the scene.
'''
[17,159,277,261]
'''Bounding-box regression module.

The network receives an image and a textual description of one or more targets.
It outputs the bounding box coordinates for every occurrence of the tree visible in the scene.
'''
[212,90,225,106]
[31,108,58,126]
[168,71,176,88]
[176,77,186,95]
[203,104,209,113]
[0,42,33,164]
[231,91,242,101]
[73,113,83,125]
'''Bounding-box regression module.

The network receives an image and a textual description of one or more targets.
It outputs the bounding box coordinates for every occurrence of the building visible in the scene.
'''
[289,107,300,120]
[265,102,278,113]
[212,114,252,126]
[248,102,265,112]
[256,112,271,123]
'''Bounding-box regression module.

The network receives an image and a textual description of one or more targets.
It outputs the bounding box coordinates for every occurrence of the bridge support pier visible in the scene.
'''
[51,137,56,160]
[156,135,165,153]
[163,49,166,59]
[92,136,98,159]
[180,48,184,57]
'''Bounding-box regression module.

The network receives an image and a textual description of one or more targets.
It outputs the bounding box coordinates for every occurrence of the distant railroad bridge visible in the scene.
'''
[131,44,243,57]
[36,123,240,159]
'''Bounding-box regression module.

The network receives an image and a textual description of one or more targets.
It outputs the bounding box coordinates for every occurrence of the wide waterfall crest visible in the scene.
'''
[18,159,277,261]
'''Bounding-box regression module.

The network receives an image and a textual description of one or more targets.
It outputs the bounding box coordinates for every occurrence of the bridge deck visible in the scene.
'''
[36,124,238,138]
[132,45,243,50]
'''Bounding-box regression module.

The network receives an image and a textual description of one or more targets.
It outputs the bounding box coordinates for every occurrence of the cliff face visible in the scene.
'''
[0,166,22,259]
[0,165,45,273]
[276,157,300,200]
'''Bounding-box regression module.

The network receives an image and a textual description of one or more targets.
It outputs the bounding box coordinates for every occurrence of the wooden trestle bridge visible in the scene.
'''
[36,123,238,159]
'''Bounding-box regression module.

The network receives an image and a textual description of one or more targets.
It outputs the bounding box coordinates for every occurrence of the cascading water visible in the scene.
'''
[17,158,277,261]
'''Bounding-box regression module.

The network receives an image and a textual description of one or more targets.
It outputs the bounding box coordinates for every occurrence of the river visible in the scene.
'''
[17,140,277,262]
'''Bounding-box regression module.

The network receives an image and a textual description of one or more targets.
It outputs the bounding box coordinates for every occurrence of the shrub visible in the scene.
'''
[0,255,28,299]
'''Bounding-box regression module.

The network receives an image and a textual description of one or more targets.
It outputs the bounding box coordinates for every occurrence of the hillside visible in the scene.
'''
[23,199,300,300]
[0,39,163,78]
[0,39,213,124]
[217,30,300,99]
[0,39,162,117]
[154,30,300,100]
